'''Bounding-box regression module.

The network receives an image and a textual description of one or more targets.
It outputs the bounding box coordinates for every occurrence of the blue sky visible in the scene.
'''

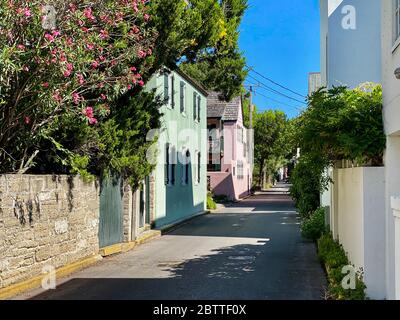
[239,0,320,118]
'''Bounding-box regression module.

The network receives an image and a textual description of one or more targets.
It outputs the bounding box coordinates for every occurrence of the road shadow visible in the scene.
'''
[30,240,325,300]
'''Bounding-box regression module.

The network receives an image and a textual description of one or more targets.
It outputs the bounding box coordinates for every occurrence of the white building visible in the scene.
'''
[319,0,386,299]
[381,0,400,300]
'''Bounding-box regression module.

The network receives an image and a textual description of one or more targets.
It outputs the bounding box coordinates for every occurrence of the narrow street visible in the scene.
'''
[23,184,326,300]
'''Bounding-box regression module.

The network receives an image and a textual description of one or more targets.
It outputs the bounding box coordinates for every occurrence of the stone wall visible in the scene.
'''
[0,175,100,289]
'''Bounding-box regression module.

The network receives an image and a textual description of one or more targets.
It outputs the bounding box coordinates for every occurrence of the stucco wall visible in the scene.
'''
[327,0,381,88]
[334,167,386,299]
[147,71,207,227]
[0,175,99,289]
[381,0,400,300]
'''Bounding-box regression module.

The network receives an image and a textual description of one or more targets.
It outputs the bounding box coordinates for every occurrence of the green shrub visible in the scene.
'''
[317,233,366,300]
[207,192,217,210]
[301,207,326,240]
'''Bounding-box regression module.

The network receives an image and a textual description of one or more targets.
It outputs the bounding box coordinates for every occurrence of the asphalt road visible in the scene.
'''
[23,183,327,300]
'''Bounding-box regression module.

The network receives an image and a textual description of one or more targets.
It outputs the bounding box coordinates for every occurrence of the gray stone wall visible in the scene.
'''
[0,175,100,289]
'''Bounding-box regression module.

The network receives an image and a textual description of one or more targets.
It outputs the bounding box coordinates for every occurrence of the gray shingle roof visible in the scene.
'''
[207,91,241,121]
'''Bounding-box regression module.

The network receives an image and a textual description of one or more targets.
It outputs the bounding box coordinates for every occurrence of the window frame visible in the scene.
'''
[180,81,186,115]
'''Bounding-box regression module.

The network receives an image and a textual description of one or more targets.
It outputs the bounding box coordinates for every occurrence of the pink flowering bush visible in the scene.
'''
[0,0,156,171]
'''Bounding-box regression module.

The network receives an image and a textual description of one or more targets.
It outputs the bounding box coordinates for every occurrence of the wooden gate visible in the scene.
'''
[99,175,123,248]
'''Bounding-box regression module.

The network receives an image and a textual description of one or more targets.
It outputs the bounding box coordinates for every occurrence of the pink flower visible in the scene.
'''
[53,92,62,103]
[66,63,74,71]
[100,94,107,101]
[81,27,89,33]
[138,50,146,58]
[63,70,72,77]
[76,74,85,85]
[91,61,99,69]
[24,116,31,124]
[138,80,145,87]
[143,14,150,22]
[86,43,95,50]
[44,33,55,42]
[130,66,137,72]
[127,84,132,90]
[69,3,77,13]
[88,117,98,125]
[24,8,31,17]
[42,82,49,88]
[17,44,25,50]
[78,20,84,26]
[22,65,29,72]
[66,37,74,46]
[83,7,95,21]
[147,48,153,56]
[72,92,81,104]
[131,26,140,34]
[99,29,109,39]
[84,106,94,118]
[52,30,61,37]
[99,55,106,62]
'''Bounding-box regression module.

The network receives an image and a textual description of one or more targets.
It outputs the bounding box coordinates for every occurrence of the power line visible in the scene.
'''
[255,91,305,112]
[247,74,307,105]
[246,65,306,98]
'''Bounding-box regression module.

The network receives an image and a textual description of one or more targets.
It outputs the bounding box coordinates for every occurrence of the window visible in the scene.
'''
[193,92,197,121]
[237,161,244,180]
[165,143,170,185]
[395,0,400,42]
[180,81,186,113]
[197,95,201,122]
[164,73,175,108]
[182,150,191,185]
[165,144,176,186]
[237,126,243,143]
[194,151,201,184]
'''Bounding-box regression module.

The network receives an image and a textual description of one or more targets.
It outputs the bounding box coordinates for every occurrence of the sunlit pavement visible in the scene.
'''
[21,183,326,300]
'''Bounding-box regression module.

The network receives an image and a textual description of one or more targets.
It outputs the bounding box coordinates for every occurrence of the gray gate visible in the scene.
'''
[99,175,123,248]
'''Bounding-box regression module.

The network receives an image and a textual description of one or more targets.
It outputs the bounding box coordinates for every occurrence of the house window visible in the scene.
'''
[163,73,175,108]
[197,95,201,122]
[180,81,186,113]
[193,92,197,121]
[195,151,201,184]
[182,150,191,185]
[237,126,243,143]
[165,144,176,186]
[237,161,244,180]
[396,0,400,42]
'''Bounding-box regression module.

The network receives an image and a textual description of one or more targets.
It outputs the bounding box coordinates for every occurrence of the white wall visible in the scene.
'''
[333,167,386,299]
[381,0,400,300]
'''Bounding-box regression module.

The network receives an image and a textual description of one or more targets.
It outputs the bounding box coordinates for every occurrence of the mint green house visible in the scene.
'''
[146,68,208,228]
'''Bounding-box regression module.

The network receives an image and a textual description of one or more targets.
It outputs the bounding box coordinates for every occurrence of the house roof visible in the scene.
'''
[165,67,209,97]
[207,91,241,121]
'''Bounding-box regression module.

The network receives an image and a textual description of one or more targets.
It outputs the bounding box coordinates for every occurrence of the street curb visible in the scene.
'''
[158,210,211,235]
[100,230,162,257]
[0,254,103,300]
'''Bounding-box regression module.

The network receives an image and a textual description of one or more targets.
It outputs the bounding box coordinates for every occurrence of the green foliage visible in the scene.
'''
[179,0,248,100]
[290,154,329,217]
[301,207,326,240]
[207,192,217,210]
[299,83,385,166]
[318,233,366,300]
[253,110,290,188]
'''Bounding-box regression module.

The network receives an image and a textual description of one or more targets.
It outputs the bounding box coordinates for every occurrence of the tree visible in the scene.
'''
[253,110,288,188]
[179,0,248,101]
[0,0,156,173]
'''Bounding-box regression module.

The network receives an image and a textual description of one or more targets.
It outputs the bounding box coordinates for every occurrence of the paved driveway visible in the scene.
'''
[22,183,327,300]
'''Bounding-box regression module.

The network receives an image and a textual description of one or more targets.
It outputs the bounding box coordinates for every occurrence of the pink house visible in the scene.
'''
[207,92,253,201]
